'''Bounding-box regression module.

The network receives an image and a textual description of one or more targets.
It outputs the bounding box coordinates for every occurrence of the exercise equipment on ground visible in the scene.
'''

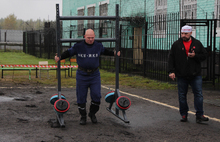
[104,4,131,123]
[49,4,71,128]
[115,96,131,110]
[105,89,131,123]
[50,94,66,105]
[105,91,131,110]
[104,91,115,103]
[54,99,70,114]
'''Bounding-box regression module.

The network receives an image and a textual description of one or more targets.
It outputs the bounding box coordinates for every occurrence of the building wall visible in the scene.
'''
[62,0,217,29]
[196,0,217,49]
[167,0,179,13]
[197,0,215,19]
[62,0,219,50]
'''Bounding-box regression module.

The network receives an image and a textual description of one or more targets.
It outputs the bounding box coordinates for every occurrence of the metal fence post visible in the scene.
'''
[4,31,6,52]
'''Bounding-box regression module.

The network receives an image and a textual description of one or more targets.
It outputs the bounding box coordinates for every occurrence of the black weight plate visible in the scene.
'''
[55,100,68,111]
[118,97,130,108]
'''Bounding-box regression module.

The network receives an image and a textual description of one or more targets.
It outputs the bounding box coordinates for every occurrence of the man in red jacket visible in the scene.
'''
[168,25,209,123]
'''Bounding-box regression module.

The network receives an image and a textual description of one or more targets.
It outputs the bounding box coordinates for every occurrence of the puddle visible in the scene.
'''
[0,96,14,102]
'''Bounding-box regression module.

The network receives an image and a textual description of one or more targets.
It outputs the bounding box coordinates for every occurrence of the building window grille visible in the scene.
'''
[99,3,108,35]
[87,6,95,29]
[77,8,84,36]
[154,0,167,37]
[181,0,197,19]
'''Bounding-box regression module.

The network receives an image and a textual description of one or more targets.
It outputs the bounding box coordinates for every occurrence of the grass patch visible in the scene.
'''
[0,52,177,90]
[101,70,176,90]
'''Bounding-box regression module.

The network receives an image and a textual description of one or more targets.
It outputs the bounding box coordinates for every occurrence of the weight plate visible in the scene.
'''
[116,96,131,110]
[54,99,70,114]
[105,92,115,103]
[50,94,66,105]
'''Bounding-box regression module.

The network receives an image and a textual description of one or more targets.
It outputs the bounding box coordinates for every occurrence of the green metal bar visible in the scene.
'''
[0,68,35,80]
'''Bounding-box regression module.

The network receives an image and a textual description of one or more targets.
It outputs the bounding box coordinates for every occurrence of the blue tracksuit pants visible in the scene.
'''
[76,69,101,104]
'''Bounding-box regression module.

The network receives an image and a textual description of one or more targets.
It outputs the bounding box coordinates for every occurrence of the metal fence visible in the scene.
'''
[0,29,23,42]
[23,28,57,59]
[0,29,23,52]
[23,13,220,88]
[59,13,180,82]
[97,13,180,82]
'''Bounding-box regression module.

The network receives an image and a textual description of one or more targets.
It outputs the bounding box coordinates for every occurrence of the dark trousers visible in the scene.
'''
[76,70,101,104]
[177,76,204,116]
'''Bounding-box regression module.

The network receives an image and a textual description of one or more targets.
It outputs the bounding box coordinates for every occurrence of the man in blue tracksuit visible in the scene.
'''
[55,29,120,125]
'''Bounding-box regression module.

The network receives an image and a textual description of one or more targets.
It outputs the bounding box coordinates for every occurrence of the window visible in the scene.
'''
[87,4,95,29]
[99,1,108,35]
[154,0,167,36]
[181,0,197,19]
[77,7,84,36]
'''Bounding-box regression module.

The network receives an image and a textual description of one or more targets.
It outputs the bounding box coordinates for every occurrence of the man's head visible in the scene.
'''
[181,25,192,41]
[84,29,95,44]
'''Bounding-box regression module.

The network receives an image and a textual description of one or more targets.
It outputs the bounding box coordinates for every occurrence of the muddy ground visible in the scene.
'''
[0,81,220,142]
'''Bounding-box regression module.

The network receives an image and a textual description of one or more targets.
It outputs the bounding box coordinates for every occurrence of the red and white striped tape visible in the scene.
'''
[0,65,78,68]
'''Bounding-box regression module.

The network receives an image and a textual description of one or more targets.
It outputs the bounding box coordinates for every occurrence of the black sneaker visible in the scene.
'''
[80,116,87,125]
[180,115,188,122]
[88,113,97,124]
[196,115,209,123]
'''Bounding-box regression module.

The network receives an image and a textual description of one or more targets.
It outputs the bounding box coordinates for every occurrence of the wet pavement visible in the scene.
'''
[0,84,219,141]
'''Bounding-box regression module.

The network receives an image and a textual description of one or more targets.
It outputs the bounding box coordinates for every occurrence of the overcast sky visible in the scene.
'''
[0,0,62,21]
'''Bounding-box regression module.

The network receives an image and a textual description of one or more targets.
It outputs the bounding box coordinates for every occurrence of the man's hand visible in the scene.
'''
[188,50,195,58]
[114,51,120,56]
[55,53,60,62]
[169,73,175,81]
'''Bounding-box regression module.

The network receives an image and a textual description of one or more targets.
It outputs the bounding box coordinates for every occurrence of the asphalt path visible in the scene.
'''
[0,84,219,141]
[101,85,220,141]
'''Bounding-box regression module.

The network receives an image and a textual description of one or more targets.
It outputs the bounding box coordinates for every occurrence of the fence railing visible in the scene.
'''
[0,29,23,52]
[19,13,220,88]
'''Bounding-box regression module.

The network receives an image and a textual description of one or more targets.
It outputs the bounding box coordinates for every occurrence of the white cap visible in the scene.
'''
[181,25,192,33]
